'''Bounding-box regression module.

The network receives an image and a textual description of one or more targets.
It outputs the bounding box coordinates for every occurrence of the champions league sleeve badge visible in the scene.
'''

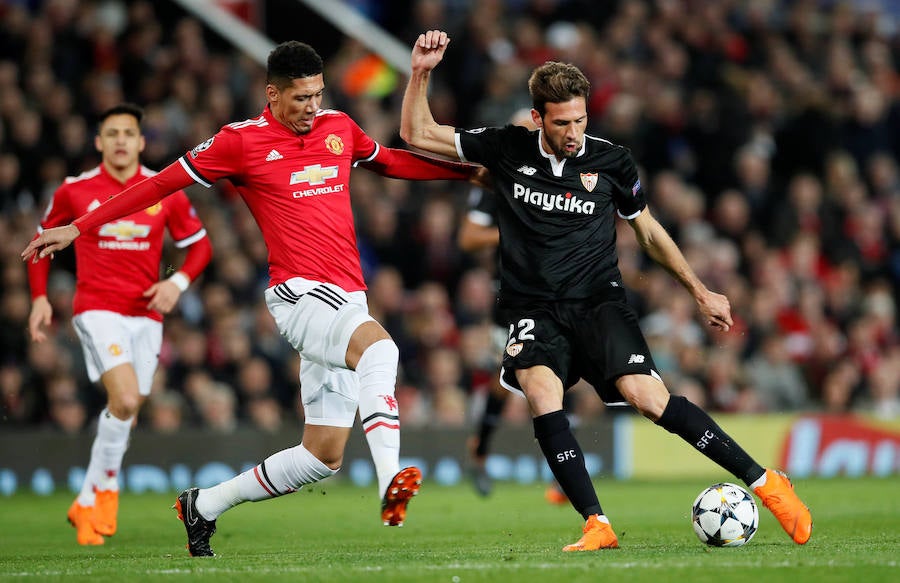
[190,137,215,158]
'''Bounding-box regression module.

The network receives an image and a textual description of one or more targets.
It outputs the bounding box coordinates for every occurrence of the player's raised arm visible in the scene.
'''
[400,30,460,159]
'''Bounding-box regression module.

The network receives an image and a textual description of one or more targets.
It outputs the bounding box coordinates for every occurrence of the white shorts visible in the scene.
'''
[72,310,163,396]
[265,278,374,427]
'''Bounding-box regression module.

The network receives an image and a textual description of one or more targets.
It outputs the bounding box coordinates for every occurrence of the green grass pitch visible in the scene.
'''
[1,477,898,582]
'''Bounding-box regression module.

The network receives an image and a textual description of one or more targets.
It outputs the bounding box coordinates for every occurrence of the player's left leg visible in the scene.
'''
[262,280,420,526]
[88,364,143,537]
[467,380,507,497]
[620,375,812,544]
[344,321,421,526]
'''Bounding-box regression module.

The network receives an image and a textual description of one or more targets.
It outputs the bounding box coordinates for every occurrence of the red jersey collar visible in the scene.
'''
[98,162,148,187]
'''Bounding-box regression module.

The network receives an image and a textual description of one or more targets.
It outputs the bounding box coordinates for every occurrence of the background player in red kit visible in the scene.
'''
[24,41,479,557]
[27,103,212,546]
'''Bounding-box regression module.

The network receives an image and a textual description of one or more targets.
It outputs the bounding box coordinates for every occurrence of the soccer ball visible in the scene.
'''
[691,482,759,547]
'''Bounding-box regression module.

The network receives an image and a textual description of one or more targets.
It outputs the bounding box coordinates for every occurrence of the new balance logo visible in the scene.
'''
[627,354,645,364]
[517,165,537,176]
[266,149,283,161]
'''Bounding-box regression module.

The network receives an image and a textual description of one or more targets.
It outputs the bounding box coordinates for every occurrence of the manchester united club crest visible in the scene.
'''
[580,172,598,192]
[325,134,344,155]
[145,202,162,216]
[108,344,122,356]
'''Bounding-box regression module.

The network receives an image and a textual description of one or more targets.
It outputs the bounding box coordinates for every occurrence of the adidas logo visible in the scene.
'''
[265,149,283,161]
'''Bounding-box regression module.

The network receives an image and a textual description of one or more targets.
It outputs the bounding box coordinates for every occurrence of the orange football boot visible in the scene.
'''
[753,469,812,544]
[92,489,119,537]
[67,501,104,546]
[562,515,619,551]
[381,467,422,526]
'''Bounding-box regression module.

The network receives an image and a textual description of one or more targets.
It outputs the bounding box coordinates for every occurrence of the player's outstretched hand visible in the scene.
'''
[21,224,80,262]
[411,30,450,73]
[696,289,733,332]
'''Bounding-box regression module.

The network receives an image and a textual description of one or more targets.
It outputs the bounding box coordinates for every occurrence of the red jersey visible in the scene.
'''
[178,106,376,291]
[35,165,206,321]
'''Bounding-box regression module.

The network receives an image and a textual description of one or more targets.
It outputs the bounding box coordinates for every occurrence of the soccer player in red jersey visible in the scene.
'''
[24,41,479,556]
[27,103,212,546]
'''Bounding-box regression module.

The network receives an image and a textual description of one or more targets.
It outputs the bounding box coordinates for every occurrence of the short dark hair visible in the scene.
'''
[267,41,324,89]
[528,62,591,116]
[97,103,143,130]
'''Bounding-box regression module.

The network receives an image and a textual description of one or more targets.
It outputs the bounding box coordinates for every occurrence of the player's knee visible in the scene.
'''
[358,338,399,371]
[346,321,393,368]
[619,375,668,421]
[108,394,141,419]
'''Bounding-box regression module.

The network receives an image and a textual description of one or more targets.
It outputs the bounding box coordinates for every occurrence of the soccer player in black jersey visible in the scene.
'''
[460,110,569,503]
[402,30,812,551]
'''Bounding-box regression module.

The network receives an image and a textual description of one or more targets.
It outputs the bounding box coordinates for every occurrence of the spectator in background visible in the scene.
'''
[146,390,185,434]
[743,332,811,411]
[195,380,238,433]
[0,363,41,426]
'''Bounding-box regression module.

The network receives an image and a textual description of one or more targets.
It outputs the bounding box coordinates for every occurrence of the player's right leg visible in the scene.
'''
[515,366,616,551]
[175,426,346,556]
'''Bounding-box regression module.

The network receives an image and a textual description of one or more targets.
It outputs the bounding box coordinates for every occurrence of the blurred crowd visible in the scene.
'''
[1,0,898,437]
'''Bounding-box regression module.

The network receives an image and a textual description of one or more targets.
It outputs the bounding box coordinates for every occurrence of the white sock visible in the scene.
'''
[196,444,337,520]
[77,409,132,505]
[356,339,401,498]
[749,471,768,490]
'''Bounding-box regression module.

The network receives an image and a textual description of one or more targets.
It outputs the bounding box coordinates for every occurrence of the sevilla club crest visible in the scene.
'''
[580,172,598,192]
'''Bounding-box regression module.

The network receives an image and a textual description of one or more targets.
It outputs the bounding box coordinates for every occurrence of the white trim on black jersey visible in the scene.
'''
[454,133,467,163]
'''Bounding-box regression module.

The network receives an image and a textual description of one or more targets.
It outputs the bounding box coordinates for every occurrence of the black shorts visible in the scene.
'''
[498,293,660,404]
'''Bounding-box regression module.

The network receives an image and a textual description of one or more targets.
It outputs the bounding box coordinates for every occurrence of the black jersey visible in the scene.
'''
[456,124,646,302]
[465,185,498,229]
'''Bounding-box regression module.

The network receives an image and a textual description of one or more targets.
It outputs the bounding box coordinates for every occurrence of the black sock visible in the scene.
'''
[474,392,506,457]
[533,410,603,519]
[656,395,765,485]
